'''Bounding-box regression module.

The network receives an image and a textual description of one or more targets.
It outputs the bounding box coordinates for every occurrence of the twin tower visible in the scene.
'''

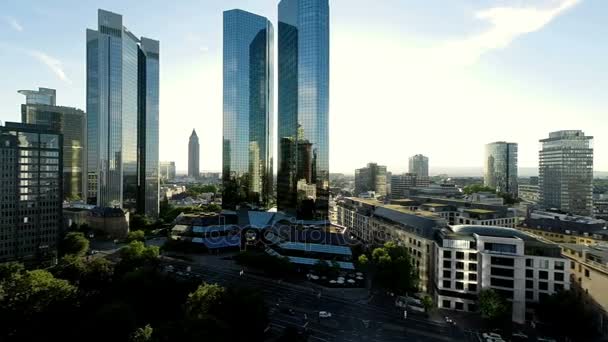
[222,0,330,220]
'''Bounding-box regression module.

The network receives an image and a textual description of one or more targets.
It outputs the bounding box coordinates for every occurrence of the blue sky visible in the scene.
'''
[1,0,606,174]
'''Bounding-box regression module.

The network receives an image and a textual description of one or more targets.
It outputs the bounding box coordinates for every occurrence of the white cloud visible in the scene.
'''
[28,50,72,84]
[437,0,580,66]
[4,16,23,32]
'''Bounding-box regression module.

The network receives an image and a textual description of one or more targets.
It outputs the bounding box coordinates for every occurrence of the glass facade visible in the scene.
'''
[484,142,518,196]
[188,130,200,179]
[539,130,593,216]
[223,9,274,210]
[355,163,387,196]
[21,101,86,201]
[278,0,330,219]
[0,122,62,262]
[87,9,159,217]
[409,154,429,177]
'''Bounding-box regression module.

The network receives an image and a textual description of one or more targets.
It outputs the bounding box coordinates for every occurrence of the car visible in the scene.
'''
[537,338,557,342]
[318,311,332,318]
[512,331,528,340]
[483,333,502,339]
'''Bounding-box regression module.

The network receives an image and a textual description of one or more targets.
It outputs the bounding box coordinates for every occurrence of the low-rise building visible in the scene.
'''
[88,207,130,239]
[411,196,517,227]
[435,225,569,324]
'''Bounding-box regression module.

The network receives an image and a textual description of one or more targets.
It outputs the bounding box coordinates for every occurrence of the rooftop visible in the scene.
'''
[463,208,496,214]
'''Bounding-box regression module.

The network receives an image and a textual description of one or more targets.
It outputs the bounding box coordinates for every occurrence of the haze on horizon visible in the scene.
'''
[1,0,606,175]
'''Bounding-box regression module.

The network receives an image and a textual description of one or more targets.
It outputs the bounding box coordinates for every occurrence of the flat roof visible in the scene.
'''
[422,203,449,207]
[464,208,496,214]
[192,225,239,234]
[278,242,352,256]
[287,256,355,270]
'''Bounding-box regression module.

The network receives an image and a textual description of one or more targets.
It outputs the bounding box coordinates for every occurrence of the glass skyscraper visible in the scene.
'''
[86,9,159,217]
[278,0,330,219]
[539,130,593,216]
[188,129,200,179]
[222,9,274,210]
[484,142,518,197]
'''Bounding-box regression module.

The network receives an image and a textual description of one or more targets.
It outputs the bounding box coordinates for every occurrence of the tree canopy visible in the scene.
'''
[462,184,496,195]
[127,230,146,242]
[369,242,418,294]
[536,290,596,340]
[60,232,90,256]
[478,289,510,322]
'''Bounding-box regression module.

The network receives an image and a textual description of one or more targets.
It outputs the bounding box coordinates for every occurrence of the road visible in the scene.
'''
[162,258,464,342]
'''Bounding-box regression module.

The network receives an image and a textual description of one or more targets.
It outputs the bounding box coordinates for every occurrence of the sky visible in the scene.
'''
[0,0,606,175]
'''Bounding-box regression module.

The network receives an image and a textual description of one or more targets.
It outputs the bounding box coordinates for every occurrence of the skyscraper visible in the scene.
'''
[539,130,593,216]
[355,163,387,197]
[0,122,62,263]
[20,88,86,201]
[160,161,176,181]
[86,9,160,217]
[277,0,330,219]
[188,129,200,179]
[484,142,518,196]
[223,9,274,210]
[408,154,429,177]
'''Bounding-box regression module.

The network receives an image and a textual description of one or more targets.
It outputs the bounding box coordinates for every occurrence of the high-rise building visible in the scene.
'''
[539,130,593,216]
[160,161,176,181]
[484,142,518,197]
[277,0,330,220]
[188,129,200,179]
[0,122,62,263]
[222,9,274,210]
[86,9,160,217]
[354,163,387,197]
[408,154,429,177]
[390,173,430,199]
[20,88,86,201]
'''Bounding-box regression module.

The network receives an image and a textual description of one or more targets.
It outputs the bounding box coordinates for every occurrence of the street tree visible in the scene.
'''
[60,231,90,256]
[478,289,510,322]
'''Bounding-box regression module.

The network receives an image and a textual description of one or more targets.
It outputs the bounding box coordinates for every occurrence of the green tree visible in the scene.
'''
[357,254,369,268]
[421,295,434,313]
[537,290,596,340]
[370,242,417,295]
[60,231,90,256]
[0,261,24,281]
[205,203,222,213]
[130,214,153,231]
[463,184,496,195]
[127,230,146,242]
[130,324,153,342]
[478,289,509,322]
[185,283,227,320]
[118,241,160,273]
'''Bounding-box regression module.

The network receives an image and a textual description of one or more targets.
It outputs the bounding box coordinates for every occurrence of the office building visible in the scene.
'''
[0,122,62,263]
[20,88,86,201]
[160,161,176,181]
[435,225,569,324]
[484,142,518,197]
[355,163,387,197]
[539,130,593,216]
[390,173,430,199]
[188,129,200,179]
[86,9,160,217]
[277,0,330,219]
[519,184,539,204]
[409,154,429,177]
[222,9,274,210]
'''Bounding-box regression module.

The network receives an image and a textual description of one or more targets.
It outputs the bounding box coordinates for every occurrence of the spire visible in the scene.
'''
[190,129,198,138]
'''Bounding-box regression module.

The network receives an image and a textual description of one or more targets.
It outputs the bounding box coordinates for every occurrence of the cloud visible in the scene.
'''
[438,0,580,66]
[28,50,72,84]
[4,16,23,32]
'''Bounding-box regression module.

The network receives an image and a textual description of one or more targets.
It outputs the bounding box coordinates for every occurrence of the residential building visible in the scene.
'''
[222,9,274,210]
[409,154,429,177]
[484,142,518,197]
[0,122,62,263]
[355,162,387,197]
[539,130,593,216]
[518,209,606,245]
[20,88,86,201]
[188,129,200,179]
[337,197,447,291]
[519,184,540,204]
[561,243,608,334]
[86,9,160,217]
[391,173,430,199]
[435,225,569,324]
[160,161,176,181]
[277,0,330,220]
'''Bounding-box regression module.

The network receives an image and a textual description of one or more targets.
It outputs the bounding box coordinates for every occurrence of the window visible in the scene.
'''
[469,273,477,281]
[491,277,514,288]
[485,243,516,254]
[456,251,464,260]
[526,269,534,278]
[526,291,534,300]
[469,253,477,261]
[491,256,514,267]
[469,263,477,271]
[491,267,514,277]
[443,250,452,258]
[555,261,565,271]
[526,258,533,267]
[585,269,590,278]
[539,271,548,280]
[442,300,450,308]
[455,282,464,290]
[443,280,451,288]
[526,280,534,289]
[554,272,564,282]
[468,283,477,292]
[570,261,575,270]
[456,272,464,280]
[539,282,548,291]
[455,302,464,310]
[554,283,564,292]
[456,262,464,270]
[468,303,477,312]
[539,260,549,269]
[443,260,451,268]
[443,270,451,278]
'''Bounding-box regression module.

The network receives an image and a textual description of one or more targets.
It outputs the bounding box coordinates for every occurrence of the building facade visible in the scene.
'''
[222,9,274,210]
[188,129,200,179]
[390,173,430,199]
[539,130,593,216]
[355,162,387,197]
[86,9,160,217]
[519,184,540,204]
[20,88,86,201]
[484,142,518,197]
[277,0,330,219]
[160,161,176,181]
[409,154,429,177]
[435,225,569,324]
[0,122,62,263]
